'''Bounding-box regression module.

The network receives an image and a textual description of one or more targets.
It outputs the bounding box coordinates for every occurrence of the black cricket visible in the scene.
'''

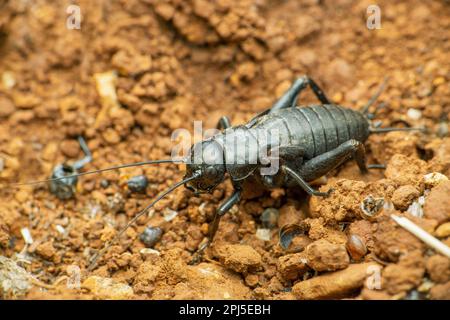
[16,76,420,269]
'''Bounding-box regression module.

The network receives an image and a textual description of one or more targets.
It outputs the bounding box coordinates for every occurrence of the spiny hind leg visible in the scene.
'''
[270,76,331,113]
[283,165,333,197]
[300,140,371,182]
[190,190,241,264]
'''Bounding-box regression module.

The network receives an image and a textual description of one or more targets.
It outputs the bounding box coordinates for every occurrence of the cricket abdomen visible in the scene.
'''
[250,104,370,160]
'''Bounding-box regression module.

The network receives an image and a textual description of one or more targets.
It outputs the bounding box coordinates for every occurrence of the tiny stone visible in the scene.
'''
[20,228,33,245]
[392,185,420,211]
[139,248,160,256]
[407,108,422,120]
[424,172,449,188]
[435,222,450,238]
[346,234,367,261]
[55,225,65,235]
[140,227,163,248]
[244,274,259,287]
[107,193,125,214]
[100,179,110,188]
[256,228,271,241]
[127,175,148,193]
[163,208,178,221]
[407,201,423,218]
[261,208,279,229]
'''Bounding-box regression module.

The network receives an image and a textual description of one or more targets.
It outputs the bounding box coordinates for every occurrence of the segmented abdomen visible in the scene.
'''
[251,104,370,159]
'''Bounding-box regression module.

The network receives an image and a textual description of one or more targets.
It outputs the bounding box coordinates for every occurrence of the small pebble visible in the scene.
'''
[424,172,449,188]
[260,208,279,229]
[407,201,424,218]
[163,208,178,221]
[437,122,448,138]
[55,225,66,235]
[127,175,148,193]
[392,185,420,211]
[407,108,422,120]
[107,193,125,214]
[20,228,33,245]
[139,248,160,256]
[403,290,426,300]
[100,179,110,188]
[139,226,163,248]
[435,222,450,238]
[2,71,16,89]
[255,228,271,241]
[346,234,367,261]
[417,280,434,293]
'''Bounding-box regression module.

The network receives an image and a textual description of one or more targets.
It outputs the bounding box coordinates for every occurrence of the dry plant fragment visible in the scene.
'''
[390,215,450,258]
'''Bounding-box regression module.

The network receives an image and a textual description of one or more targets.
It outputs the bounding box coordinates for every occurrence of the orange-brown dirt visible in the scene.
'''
[0,0,449,300]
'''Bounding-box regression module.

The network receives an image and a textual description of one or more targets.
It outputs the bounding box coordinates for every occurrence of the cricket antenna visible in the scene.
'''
[9,159,184,188]
[370,127,426,134]
[361,76,390,115]
[87,172,200,271]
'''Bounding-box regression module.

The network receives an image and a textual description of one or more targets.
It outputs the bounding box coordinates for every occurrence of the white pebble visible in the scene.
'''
[55,225,66,235]
[407,108,422,120]
[20,228,33,245]
[198,202,207,216]
[424,172,449,188]
[139,248,160,256]
[407,201,423,218]
[163,208,178,221]
[94,71,119,108]
[256,228,271,241]
[88,203,102,219]
[2,71,16,89]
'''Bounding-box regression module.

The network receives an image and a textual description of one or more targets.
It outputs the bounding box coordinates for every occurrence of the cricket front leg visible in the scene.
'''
[190,190,241,264]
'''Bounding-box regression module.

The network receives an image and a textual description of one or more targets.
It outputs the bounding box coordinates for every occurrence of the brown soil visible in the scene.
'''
[0,0,450,300]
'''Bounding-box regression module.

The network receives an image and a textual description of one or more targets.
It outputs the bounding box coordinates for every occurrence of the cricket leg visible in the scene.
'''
[270,75,331,113]
[190,190,241,264]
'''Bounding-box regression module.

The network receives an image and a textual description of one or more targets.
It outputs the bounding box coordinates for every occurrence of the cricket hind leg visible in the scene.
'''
[283,165,333,197]
[300,139,371,180]
[270,76,331,113]
[282,140,364,197]
[286,139,387,197]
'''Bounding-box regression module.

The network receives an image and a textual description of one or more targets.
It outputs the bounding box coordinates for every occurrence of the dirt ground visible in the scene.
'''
[0,0,450,300]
